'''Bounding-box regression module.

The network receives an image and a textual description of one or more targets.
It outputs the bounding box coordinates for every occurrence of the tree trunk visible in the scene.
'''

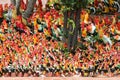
[67,10,74,51]
[16,0,21,15]
[62,11,68,43]
[63,9,81,53]
[26,0,29,7]
[71,8,81,52]
[10,0,16,6]
[22,0,37,19]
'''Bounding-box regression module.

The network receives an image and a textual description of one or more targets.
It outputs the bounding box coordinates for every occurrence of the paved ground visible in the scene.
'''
[0,77,120,80]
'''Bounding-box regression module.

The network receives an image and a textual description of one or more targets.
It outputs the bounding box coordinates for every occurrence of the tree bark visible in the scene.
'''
[71,8,81,52]
[10,0,21,15]
[26,0,29,7]
[10,0,16,6]
[22,0,37,19]
[16,0,21,15]
[67,10,74,51]
[62,11,68,43]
